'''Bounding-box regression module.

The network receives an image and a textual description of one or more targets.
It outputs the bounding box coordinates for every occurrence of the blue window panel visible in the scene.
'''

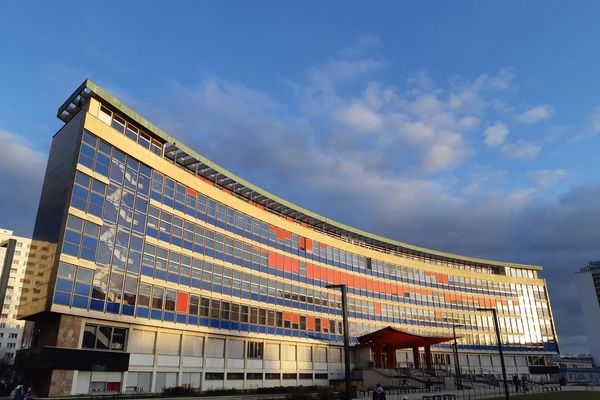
[197,213,206,222]
[56,279,73,293]
[188,316,198,325]
[179,276,190,286]
[293,330,300,337]
[276,299,284,306]
[224,255,233,264]
[214,251,223,261]
[53,292,71,306]
[232,289,241,298]
[159,232,170,242]
[191,279,201,288]
[284,329,292,337]
[151,310,162,320]
[230,322,240,331]
[79,155,94,170]
[141,266,154,277]
[151,191,162,202]
[299,277,307,284]
[171,237,182,247]
[242,260,251,269]
[212,284,222,293]
[249,325,258,333]
[80,247,96,261]
[259,265,268,274]
[223,287,232,296]
[167,273,178,283]
[146,228,158,238]
[193,245,204,254]
[64,230,81,245]
[315,306,322,313]
[90,298,105,311]
[176,314,187,323]
[259,295,267,303]
[154,270,166,280]
[163,197,174,207]
[216,221,225,230]
[242,291,250,299]
[210,319,219,328]
[258,326,266,334]
[267,327,276,335]
[183,241,193,251]
[137,307,149,318]
[300,303,307,310]
[202,282,211,291]
[292,301,299,309]
[205,249,214,258]
[175,203,185,213]
[122,305,135,316]
[71,196,87,211]
[106,302,120,314]
[267,297,275,305]
[236,228,244,237]
[226,224,235,233]
[300,331,307,338]
[88,204,103,218]
[220,321,230,330]
[276,328,284,336]
[251,293,259,301]
[74,283,91,296]
[164,312,175,322]
[240,323,248,331]
[199,317,209,326]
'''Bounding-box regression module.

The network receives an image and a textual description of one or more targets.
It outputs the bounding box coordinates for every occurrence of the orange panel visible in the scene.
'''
[307,316,315,330]
[222,188,232,195]
[292,314,299,323]
[187,188,197,196]
[276,254,284,269]
[300,237,306,248]
[177,292,189,313]
[306,263,314,279]
[269,225,277,232]
[322,318,329,328]
[327,269,335,283]
[306,239,314,251]
[284,312,292,321]
[374,302,381,315]
[435,311,442,319]
[276,228,285,240]
[367,280,373,291]
[360,277,368,289]
[286,216,294,222]
[285,231,292,239]
[268,252,277,267]
[291,259,299,272]
[334,270,341,284]
[320,243,327,249]
[284,256,291,272]
[340,272,348,285]
[301,222,308,228]
[314,265,321,281]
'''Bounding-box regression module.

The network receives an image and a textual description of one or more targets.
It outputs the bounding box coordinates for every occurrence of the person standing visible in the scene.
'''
[512,374,520,393]
[373,383,386,400]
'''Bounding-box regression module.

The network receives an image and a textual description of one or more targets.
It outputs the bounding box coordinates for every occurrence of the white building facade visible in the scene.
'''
[575,261,600,367]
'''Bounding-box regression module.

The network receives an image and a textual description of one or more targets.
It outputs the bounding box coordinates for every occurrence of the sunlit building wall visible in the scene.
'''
[16,80,559,396]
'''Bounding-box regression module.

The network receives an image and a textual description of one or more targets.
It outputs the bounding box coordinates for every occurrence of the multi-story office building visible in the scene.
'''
[575,261,600,367]
[16,80,558,396]
[0,228,31,361]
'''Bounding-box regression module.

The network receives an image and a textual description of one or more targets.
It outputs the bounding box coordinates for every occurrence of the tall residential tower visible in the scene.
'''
[575,261,600,366]
[16,80,559,396]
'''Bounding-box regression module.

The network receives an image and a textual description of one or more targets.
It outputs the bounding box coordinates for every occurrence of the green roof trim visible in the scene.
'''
[60,79,542,271]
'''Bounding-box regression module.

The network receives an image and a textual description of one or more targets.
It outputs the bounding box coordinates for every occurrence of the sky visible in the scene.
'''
[2,1,600,354]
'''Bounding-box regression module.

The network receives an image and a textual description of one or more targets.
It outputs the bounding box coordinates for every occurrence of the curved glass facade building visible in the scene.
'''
[17,80,558,396]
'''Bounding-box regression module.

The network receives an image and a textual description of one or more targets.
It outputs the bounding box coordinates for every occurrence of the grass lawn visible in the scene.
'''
[490,392,599,400]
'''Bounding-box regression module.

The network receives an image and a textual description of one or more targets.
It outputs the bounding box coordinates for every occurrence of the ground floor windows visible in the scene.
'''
[247,341,263,359]
[82,324,127,351]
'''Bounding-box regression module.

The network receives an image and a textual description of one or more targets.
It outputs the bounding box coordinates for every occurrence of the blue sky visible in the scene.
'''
[2,1,600,353]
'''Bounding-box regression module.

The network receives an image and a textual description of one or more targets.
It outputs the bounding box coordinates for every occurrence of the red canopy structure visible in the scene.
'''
[357,326,455,369]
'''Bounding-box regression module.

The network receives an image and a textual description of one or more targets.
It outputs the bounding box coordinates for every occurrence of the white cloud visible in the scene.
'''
[514,105,554,124]
[483,122,509,147]
[501,140,541,159]
[337,101,383,132]
[528,169,570,186]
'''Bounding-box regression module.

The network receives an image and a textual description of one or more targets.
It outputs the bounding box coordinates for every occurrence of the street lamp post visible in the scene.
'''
[452,324,464,390]
[326,284,352,399]
[477,307,509,400]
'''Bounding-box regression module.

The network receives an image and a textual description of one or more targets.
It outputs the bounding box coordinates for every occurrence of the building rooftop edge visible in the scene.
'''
[57,79,542,272]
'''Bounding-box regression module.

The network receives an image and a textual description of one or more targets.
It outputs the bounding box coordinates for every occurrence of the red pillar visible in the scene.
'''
[424,345,433,369]
[386,345,397,368]
[412,346,420,369]
[374,341,383,368]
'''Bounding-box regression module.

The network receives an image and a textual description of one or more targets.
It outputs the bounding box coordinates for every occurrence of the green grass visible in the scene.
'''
[490,392,599,400]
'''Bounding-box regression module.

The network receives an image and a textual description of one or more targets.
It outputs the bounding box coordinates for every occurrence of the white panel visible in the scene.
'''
[205,358,225,368]
[91,371,121,381]
[227,339,244,359]
[129,354,154,366]
[182,357,203,367]
[265,343,280,360]
[165,372,177,388]
[281,361,296,370]
[75,371,91,394]
[247,359,262,369]
[227,359,244,368]
[227,381,244,390]
[157,355,180,366]
[314,362,328,370]
[328,362,343,372]
[298,361,312,370]
[264,360,280,369]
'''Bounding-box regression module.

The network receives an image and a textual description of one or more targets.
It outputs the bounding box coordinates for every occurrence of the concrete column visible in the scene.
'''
[412,347,420,369]
[424,345,433,369]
